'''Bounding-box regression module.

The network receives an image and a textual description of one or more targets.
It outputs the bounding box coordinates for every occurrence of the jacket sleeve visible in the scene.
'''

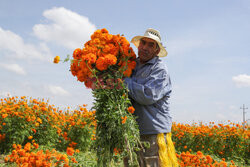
[124,67,171,105]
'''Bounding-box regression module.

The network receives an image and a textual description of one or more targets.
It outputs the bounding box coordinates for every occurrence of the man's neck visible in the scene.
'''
[139,60,146,64]
[139,56,158,64]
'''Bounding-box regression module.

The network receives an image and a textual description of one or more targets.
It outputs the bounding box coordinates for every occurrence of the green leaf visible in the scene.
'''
[63,54,71,62]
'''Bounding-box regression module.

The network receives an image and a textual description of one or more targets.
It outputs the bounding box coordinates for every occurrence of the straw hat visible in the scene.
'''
[131,28,168,57]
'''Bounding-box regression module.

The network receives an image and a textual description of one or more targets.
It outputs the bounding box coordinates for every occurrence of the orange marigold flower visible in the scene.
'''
[2,114,8,118]
[128,60,136,69]
[102,44,112,53]
[96,57,108,71]
[104,54,117,66]
[12,150,17,155]
[17,144,22,150]
[123,68,132,77]
[128,106,135,114]
[91,29,101,39]
[18,149,26,156]
[71,157,78,163]
[93,38,101,44]
[73,48,82,59]
[113,147,120,155]
[32,129,36,133]
[82,53,97,64]
[206,155,213,164]
[66,147,74,156]
[103,34,113,42]
[4,156,9,163]
[13,144,17,149]
[121,116,127,124]
[33,143,39,149]
[121,36,130,45]
[33,104,39,110]
[28,136,33,140]
[60,154,69,164]
[76,70,87,82]
[219,161,227,166]
[37,118,42,124]
[53,56,60,64]
[197,151,203,157]
[70,60,80,77]
[36,160,42,167]
[101,28,109,34]
[24,142,31,151]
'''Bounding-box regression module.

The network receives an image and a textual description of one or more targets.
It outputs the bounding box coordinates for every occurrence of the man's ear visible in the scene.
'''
[156,47,160,55]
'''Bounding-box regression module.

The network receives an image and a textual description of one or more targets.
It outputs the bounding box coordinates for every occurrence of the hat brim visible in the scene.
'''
[131,36,168,57]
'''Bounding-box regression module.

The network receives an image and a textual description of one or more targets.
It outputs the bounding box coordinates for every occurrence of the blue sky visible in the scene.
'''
[0,0,249,124]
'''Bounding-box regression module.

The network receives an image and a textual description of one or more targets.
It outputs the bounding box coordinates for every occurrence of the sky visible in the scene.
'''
[0,0,250,124]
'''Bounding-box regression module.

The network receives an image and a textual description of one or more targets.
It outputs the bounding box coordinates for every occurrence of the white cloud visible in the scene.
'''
[33,7,96,49]
[232,74,250,87]
[0,63,26,75]
[46,85,70,96]
[0,27,52,61]
[0,91,12,97]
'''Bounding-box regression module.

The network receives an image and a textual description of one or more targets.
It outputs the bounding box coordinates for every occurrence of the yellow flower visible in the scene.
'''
[53,56,60,64]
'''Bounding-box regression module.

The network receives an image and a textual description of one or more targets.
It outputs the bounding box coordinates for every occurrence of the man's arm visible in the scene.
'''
[124,67,171,105]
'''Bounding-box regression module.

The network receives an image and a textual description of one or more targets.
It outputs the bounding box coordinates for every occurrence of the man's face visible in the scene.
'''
[138,37,160,64]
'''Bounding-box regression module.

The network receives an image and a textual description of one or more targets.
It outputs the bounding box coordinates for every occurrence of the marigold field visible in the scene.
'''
[0,96,249,167]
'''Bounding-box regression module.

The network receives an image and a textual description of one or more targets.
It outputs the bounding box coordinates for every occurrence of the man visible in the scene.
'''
[124,28,177,167]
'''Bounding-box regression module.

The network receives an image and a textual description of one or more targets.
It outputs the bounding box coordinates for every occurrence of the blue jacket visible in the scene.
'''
[124,56,172,134]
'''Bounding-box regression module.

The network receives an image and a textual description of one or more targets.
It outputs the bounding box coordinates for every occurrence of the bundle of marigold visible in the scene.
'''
[70,28,136,89]
[69,28,141,166]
